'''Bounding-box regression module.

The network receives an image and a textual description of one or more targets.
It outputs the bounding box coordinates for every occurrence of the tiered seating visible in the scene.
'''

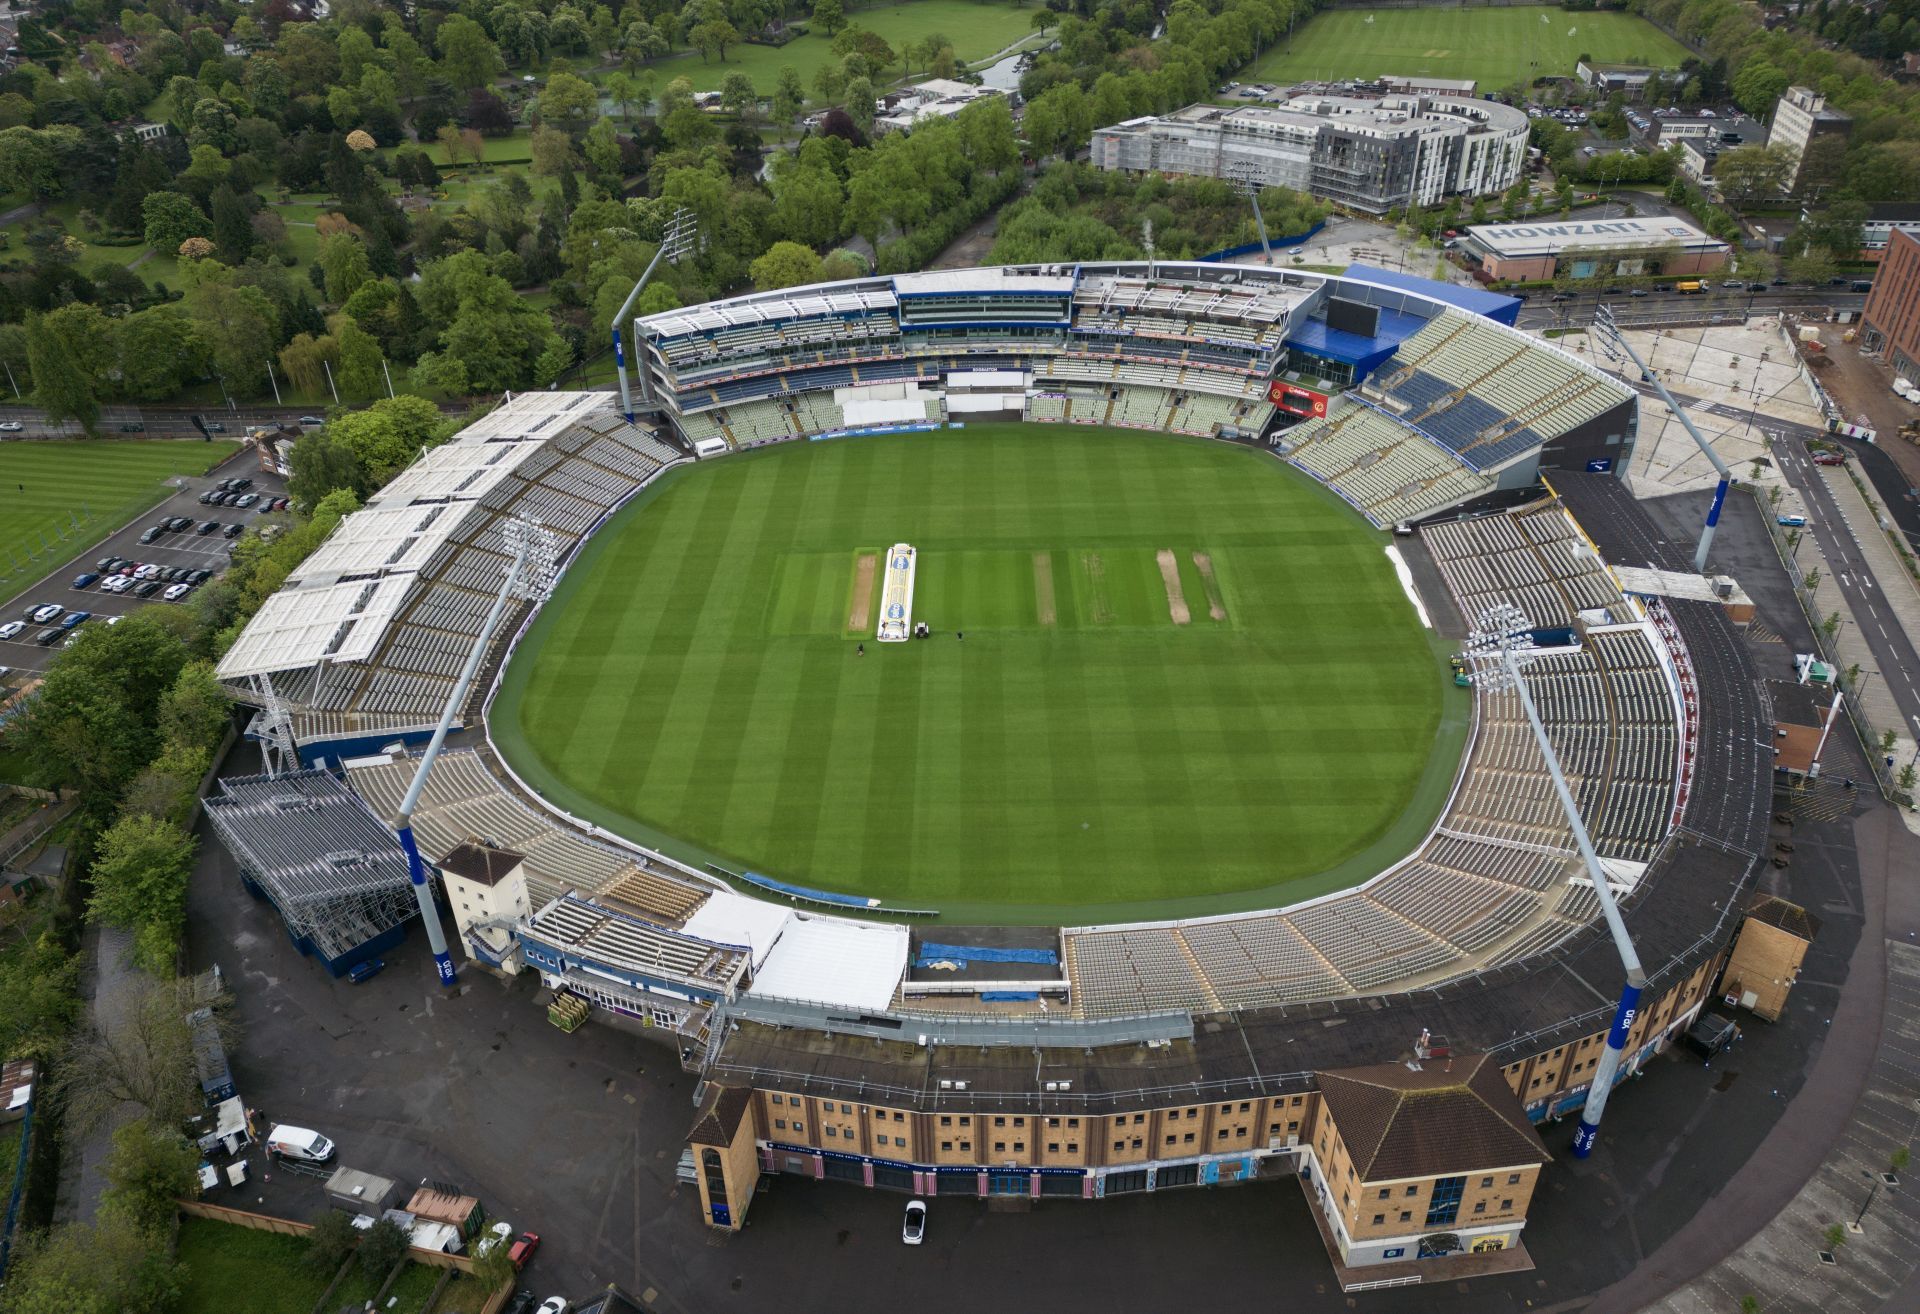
[719,399,795,446]
[790,392,845,435]
[1283,404,1494,527]
[1026,394,1068,422]
[346,751,713,922]
[1177,917,1344,1006]
[1283,898,1459,990]
[1066,929,1216,1018]
[1110,385,1173,428]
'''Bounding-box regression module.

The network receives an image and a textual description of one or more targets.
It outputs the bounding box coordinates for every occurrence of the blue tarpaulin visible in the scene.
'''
[980,991,1042,1001]
[916,943,1058,966]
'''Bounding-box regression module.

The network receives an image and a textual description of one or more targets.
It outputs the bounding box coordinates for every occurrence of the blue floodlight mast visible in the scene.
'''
[1465,604,1648,1159]
[612,207,699,424]
[391,519,559,986]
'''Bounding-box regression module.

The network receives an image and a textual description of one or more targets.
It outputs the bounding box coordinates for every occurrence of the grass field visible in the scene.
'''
[0,440,241,596]
[655,0,1035,94]
[1239,7,1691,92]
[493,427,1461,922]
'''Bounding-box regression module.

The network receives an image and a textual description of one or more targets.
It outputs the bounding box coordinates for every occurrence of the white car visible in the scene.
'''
[902,1198,927,1245]
[105,615,123,626]
[0,621,24,640]
[133,563,161,580]
[101,575,131,593]
[0,421,22,432]
[535,1301,569,1314]
[163,582,192,601]
[29,603,62,624]
[475,1220,512,1259]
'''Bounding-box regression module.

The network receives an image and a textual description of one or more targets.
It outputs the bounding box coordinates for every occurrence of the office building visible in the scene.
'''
[1461,216,1731,282]
[1766,86,1851,192]
[1862,227,1920,377]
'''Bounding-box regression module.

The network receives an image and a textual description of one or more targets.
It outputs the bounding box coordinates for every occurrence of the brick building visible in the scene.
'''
[1862,228,1920,379]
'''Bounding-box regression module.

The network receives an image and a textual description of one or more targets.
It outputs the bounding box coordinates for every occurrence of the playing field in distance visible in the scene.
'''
[492,427,1458,922]
[1240,7,1691,92]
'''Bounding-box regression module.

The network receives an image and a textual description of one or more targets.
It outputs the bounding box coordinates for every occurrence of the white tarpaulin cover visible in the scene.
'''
[748,915,909,1011]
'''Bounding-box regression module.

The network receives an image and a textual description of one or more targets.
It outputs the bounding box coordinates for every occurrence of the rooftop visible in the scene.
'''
[437,842,524,888]
[1316,1052,1550,1180]
[1465,216,1728,258]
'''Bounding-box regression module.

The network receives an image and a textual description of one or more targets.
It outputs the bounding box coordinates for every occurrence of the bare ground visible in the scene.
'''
[847,553,877,632]
[1157,549,1191,625]
[1192,551,1227,622]
[1033,552,1056,626]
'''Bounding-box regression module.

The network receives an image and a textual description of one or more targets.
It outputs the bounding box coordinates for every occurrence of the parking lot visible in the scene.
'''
[0,451,285,675]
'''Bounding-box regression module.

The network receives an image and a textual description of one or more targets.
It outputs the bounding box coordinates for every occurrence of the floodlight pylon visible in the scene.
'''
[391,518,562,986]
[612,207,699,423]
[1461,604,1647,1159]
[1592,305,1729,574]
[1227,161,1273,265]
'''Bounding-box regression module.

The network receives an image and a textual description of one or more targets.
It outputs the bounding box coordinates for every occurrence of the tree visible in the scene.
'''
[186,276,280,392]
[538,71,599,130]
[141,192,211,253]
[813,0,846,37]
[13,611,189,804]
[358,1218,412,1280]
[1712,145,1793,202]
[305,1210,361,1273]
[844,76,876,135]
[771,65,807,125]
[87,813,196,969]
[0,932,79,1063]
[56,973,224,1135]
[101,1119,200,1235]
[438,15,504,90]
[287,425,369,510]
[328,394,450,483]
[722,72,759,120]
[160,660,232,754]
[0,1215,185,1314]
[751,240,823,291]
[24,311,100,431]
[530,125,579,177]
[690,16,741,62]
[210,187,254,265]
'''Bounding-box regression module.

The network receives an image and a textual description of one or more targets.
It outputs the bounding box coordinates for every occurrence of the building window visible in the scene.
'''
[1047,1118,1059,1128]
[1014,1142,1024,1152]
[1377,1188,1390,1200]
[1165,1135,1177,1147]
[893,1112,904,1123]
[793,1123,804,1135]
[1131,1138,1143,1149]
[1287,1120,1298,1132]
[1502,1198,1514,1211]
[1183,1133,1195,1144]
[841,1104,851,1114]
[1373,1214,1385,1226]
[1048,1143,1060,1153]
[1508,1173,1521,1185]
[1114,1141,1125,1152]
[1269,1123,1281,1136]
[1013,1118,1025,1127]
[1068,1143,1078,1153]
[1425,1176,1467,1228]
[1481,1177,1493,1188]
[1069,1118,1080,1129]
[1474,1200,1487,1214]
[1399,1211,1412,1223]
[995,1142,1006,1153]
[1239,1103,1250,1113]
[941,1141,952,1152]
[960,1141,971,1152]
[771,1095,783,1106]
[1405,1185,1418,1197]
[826,1127,837,1138]
[1217,1129,1229,1140]
[940,1116,952,1127]
[773,1119,786,1131]
[995,1117,1006,1128]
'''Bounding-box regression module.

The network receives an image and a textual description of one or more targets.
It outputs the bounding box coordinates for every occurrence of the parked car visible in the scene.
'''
[198,519,221,535]
[508,1232,540,1269]
[902,1198,927,1245]
[264,1125,335,1163]
[503,1292,537,1314]
[35,627,64,646]
[165,515,191,531]
[298,415,326,426]
[73,572,99,589]
[132,580,161,597]
[96,556,119,572]
[346,958,386,984]
[133,563,161,580]
[102,575,131,593]
[1777,514,1808,527]
[223,522,244,538]
[0,421,21,432]
[228,477,252,492]
[1628,288,1648,297]
[198,489,218,504]
[0,621,24,640]
[534,1301,568,1314]
[232,493,259,508]
[205,421,226,433]
[188,568,212,585]
[163,583,191,601]
[1812,451,1848,466]
[119,422,144,432]
[28,603,62,624]
[138,525,164,544]
[59,611,89,629]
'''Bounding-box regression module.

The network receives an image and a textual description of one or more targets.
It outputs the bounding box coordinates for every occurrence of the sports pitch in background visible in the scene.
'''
[493,427,1459,922]
[1240,7,1690,93]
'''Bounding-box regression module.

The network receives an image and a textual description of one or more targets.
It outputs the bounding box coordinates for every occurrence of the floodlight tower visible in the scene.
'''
[1227,160,1274,265]
[391,518,560,986]
[611,206,699,424]
[1461,604,1647,1159]
[251,672,299,779]
[1592,304,1730,574]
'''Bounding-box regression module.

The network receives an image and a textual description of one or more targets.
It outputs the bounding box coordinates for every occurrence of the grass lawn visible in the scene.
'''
[493,426,1460,923]
[0,440,241,597]
[651,0,1036,96]
[380,1262,450,1314]
[174,1219,340,1314]
[1240,7,1691,92]
[433,1275,500,1314]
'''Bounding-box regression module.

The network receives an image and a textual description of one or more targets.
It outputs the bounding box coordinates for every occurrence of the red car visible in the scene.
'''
[508,1231,540,1269]
[1812,451,1848,466]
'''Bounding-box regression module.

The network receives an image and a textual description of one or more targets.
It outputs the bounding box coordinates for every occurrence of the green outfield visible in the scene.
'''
[1240,7,1690,92]
[491,427,1462,922]
[0,439,242,596]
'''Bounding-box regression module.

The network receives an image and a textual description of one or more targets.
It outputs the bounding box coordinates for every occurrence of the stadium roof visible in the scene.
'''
[644,282,898,339]
[1464,216,1728,259]
[288,500,472,588]
[1341,264,1521,325]
[681,890,794,971]
[1075,270,1305,324]
[894,268,1077,297]
[369,436,548,506]
[748,915,909,1012]
[216,575,415,680]
[454,390,613,443]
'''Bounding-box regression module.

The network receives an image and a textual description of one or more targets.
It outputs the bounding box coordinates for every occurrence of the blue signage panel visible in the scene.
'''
[1586,458,1614,473]
[710,1203,731,1226]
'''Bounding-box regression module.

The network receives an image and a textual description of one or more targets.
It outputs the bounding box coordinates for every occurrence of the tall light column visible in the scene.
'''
[1462,604,1648,1158]
[611,207,699,423]
[392,519,560,985]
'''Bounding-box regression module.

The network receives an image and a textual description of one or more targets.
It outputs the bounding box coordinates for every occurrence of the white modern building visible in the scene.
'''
[876,79,1004,134]
[1766,85,1851,193]
[1091,93,1528,214]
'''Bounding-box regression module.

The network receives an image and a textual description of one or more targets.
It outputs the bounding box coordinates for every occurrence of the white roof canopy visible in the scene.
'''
[680,891,794,971]
[289,501,471,588]
[370,438,545,507]
[747,915,909,1012]
[216,576,415,679]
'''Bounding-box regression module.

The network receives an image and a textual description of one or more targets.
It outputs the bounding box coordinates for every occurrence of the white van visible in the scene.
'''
[265,1125,336,1163]
[693,437,729,459]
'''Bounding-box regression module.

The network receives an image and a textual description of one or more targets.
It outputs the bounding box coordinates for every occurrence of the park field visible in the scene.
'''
[656,0,1037,94]
[1240,7,1691,93]
[492,426,1462,923]
[0,439,241,596]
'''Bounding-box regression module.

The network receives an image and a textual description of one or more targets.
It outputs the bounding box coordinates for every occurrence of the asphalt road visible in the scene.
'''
[0,402,329,441]
[1767,435,1920,746]
[0,451,286,676]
